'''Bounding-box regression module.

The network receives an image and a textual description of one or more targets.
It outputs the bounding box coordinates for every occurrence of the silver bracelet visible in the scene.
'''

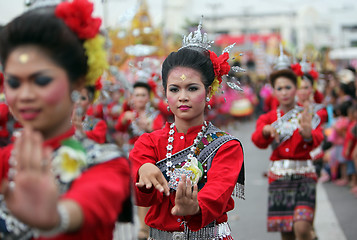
[37,203,70,237]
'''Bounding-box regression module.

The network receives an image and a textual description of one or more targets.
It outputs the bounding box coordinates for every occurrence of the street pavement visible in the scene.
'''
[226,119,357,240]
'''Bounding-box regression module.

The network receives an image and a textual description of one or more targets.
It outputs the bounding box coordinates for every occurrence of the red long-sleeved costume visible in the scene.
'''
[130,123,243,234]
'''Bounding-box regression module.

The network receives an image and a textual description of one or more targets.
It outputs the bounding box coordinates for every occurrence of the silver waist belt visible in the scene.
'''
[269,159,316,176]
[149,222,231,240]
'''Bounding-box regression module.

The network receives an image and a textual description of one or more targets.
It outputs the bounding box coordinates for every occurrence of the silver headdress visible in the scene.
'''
[25,0,63,10]
[274,44,291,70]
[179,17,245,94]
[299,55,311,73]
[180,16,214,51]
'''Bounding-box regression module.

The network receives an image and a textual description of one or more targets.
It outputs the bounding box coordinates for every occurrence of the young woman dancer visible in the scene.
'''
[130,24,245,239]
[0,1,131,239]
[72,84,108,144]
[251,69,324,240]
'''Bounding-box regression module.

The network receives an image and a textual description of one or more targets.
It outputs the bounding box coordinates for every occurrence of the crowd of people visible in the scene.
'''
[0,1,356,240]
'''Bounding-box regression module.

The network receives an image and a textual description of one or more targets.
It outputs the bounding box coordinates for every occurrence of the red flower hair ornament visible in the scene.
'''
[94,77,102,91]
[309,69,319,80]
[209,51,231,84]
[55,0,101,40]
[291,63,304,77]
[55,0,108,87]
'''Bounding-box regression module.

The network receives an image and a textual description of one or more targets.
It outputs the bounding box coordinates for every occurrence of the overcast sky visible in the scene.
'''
[0,0,356,27]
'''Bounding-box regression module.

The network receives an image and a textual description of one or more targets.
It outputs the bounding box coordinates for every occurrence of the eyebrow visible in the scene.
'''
[6,70,51,79]
[168,83,201,87]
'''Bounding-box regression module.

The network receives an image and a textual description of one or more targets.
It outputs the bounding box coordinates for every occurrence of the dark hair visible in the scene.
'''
[302,73,314,86]
[133,81,151,94]
[269,69,297,87]
[339,82,356,99]
[161,48,215,92]
[85,86,95,103]
[0,7,87,83]
[334,100,353,117]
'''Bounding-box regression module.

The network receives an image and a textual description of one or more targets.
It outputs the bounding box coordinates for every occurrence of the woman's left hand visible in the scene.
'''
[3,127,60,230]
[299,102,312,140]
[171,175,200,216]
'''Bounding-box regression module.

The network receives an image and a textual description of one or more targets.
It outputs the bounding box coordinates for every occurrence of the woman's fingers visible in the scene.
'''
[192,184,198,201]
[29,131,43,171]
[42,146,53,173]
[159,175,170,196]
[137,163,170,196]
[185,176,192,197]
[175,177,185,199]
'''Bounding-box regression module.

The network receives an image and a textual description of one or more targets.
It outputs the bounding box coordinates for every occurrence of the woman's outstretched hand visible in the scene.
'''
[2,127,59,230]
[262,124,280,143]
[171,175,200,216]
[136,163,170,196]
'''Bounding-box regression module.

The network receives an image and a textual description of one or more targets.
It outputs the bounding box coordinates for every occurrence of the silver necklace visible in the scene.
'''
[165,121,208,186]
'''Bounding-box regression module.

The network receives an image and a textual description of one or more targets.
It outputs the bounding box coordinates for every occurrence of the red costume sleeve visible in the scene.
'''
[152,114,165,131]
[317,107,328,125]
[251,111,275,149]
[85,119,107,144]
[53,158,131,240]
[157,100,173,118]
[115,111,131,132]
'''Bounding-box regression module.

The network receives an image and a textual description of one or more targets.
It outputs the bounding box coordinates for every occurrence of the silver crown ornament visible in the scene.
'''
[274,44,291,70]
[180,16,214,51]
[299,55,311,73]
[25,0,63,10]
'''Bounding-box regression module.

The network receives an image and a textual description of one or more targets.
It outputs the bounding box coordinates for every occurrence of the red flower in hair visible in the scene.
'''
[147,80,157,96]
[55,0,101,39]
[94,77,102,91]
[209,51,231,83]
[291,63,303,77]
[309,69,319,80]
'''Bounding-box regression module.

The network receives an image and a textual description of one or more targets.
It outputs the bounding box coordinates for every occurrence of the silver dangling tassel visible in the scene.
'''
[207,104,211,110]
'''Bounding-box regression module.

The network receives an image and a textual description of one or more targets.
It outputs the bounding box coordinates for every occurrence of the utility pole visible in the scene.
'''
[102,0,109,29]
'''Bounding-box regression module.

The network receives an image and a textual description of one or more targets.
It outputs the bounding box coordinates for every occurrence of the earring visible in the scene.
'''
[206,97,211,110]
[71,90,80,102]
[167,105,170,112]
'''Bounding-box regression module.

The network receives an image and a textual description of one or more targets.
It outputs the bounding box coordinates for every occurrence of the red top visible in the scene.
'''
[316,107,328,125]
[343,120,357,160]
[0,127,130,240]
[314,90,324,104]
[130,123,244,232]
[251,109,324,160]
[263,94,280,112]
[0,103,9,138]
[85,119,107,144]
[86,104,104,120]
[115,110,165,145]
